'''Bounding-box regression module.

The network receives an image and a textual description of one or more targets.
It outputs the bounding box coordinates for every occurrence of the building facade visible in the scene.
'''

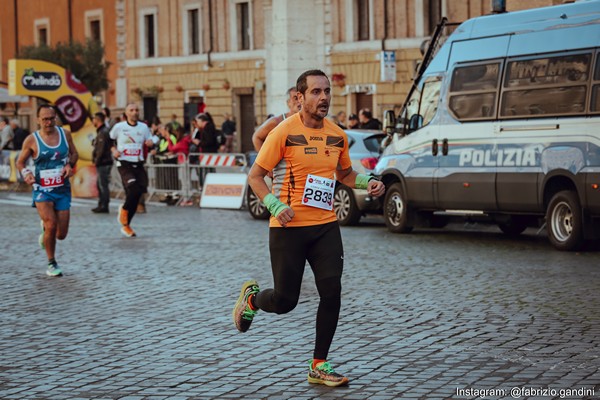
[1,0,566,151]
[0,0,120,128]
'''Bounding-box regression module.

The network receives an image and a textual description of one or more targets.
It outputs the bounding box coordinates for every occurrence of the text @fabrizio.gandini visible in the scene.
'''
[456,386,596,399]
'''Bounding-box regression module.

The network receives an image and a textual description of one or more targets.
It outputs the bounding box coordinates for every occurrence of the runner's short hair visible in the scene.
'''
[37,104,56,117]
[296,70,329,94]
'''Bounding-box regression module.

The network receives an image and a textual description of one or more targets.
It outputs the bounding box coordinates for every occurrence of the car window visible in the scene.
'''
[347,137,356,149]
[363,135,385,152]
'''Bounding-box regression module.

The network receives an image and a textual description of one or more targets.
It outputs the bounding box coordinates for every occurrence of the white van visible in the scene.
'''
[375,0,600,250]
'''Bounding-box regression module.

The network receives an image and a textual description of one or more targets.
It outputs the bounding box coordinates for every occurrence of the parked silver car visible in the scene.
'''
[333,130,385,225]
[246,130,385,224]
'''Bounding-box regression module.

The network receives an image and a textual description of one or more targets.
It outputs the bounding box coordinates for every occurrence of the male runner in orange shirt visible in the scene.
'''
[233,69,385,386]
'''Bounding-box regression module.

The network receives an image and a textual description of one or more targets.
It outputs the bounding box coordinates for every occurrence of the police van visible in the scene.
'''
[375,0,600,250]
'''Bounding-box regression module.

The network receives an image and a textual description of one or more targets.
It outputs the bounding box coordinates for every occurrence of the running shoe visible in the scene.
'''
[307,360,349,387]
[121,225,136,237]
[118,205,128,226]
[39,220,45,249]
[46,263,63,277]
[233,280,260,332]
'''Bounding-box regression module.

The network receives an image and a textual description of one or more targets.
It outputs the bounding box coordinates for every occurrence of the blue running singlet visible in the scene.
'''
[32,126,71,195]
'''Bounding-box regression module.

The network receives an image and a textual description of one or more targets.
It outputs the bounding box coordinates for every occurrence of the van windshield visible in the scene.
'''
[405,76,442,132]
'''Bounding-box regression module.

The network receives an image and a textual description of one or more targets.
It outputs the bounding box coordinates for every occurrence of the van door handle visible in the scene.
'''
[432,139,438,156]
[442,138,449,156]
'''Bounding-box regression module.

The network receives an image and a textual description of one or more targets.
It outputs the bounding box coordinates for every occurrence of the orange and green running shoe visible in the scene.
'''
[232,280,259,332]
[307,360,349,387]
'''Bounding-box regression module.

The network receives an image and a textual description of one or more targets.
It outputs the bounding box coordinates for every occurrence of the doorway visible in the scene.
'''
[355,93,373,115]
[233,88,255,153]
[142,96,158,124]
[184,95,205,132]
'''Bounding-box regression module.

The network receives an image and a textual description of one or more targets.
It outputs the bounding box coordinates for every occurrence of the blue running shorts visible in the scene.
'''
[32,190,72,211]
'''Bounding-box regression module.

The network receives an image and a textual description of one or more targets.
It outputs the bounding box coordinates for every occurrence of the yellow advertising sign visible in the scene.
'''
[7,59,101,197]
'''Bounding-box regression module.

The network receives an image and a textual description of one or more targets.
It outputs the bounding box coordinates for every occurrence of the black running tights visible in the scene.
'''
[118,164,148,224]
[255,221,344,360]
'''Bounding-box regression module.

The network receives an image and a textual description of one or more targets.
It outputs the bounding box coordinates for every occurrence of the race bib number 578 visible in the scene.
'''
[39,168,64,188]
[302,174,334,210]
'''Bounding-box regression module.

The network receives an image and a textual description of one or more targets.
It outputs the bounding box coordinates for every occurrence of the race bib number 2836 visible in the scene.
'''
[302,174,334,210]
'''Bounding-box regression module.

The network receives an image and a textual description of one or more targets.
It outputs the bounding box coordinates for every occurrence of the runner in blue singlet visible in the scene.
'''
[16,104,79,277]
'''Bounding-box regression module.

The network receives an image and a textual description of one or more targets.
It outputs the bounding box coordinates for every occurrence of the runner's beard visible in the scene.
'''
[311,112,325,121]
[313,103,329,120]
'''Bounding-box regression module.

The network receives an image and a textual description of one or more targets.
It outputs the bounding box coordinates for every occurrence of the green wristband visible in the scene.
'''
[262,193,290,217]
[355,174,373,190]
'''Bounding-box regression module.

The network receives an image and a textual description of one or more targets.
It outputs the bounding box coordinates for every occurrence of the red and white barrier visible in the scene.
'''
[184,153,248,204]
[198,154,238,167]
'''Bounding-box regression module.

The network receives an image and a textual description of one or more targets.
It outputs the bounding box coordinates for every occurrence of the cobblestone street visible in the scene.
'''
[1,192,599,399]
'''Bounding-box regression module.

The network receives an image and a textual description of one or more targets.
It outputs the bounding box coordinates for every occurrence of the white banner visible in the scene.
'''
[199,173,248,209]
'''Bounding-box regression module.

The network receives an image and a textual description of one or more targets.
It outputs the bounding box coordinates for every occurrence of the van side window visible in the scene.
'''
[448,62,500,121]
[591,53,600,113]
[501,53,591,118]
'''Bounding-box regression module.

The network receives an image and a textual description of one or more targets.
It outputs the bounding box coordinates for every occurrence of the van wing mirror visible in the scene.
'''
[383,110,396,136]
[408,114,423,132]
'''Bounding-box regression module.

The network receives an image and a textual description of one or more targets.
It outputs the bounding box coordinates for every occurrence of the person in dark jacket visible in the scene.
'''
[358,109,382,130]
[92,112,114,213]
[10,119,30,150]
[347,113,359,129]
[196,113,219,153]
[194,113,219,186]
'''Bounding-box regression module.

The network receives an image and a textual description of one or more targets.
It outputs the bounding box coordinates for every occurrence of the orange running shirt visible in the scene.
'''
[255,113,352,227]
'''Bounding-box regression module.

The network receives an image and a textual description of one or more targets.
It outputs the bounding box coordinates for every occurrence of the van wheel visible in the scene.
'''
[384,183,413,233]
[334,184,361,226]
[498,216,527,236]
[546,190,583,251]
[247,187,270,220]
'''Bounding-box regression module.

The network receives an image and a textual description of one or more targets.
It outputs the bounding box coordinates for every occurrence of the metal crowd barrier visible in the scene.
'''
[146,153,188,205]
[186,152,247,199]
[143,152,247,205]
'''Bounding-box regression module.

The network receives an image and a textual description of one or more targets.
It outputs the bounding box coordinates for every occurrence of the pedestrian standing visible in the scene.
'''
[233,70,386,386]
[10,119,30,150]
[110,103,154,237]
[220,113,236,153]
[335,111,347,129]
[91,112,113,213]
[16,104,79,277]
[358,109,382,130]
[196,113,219,153]
[166,114,181,135]
[347,113,359,129]
[0,116,14,150]
[103,107,116,130]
